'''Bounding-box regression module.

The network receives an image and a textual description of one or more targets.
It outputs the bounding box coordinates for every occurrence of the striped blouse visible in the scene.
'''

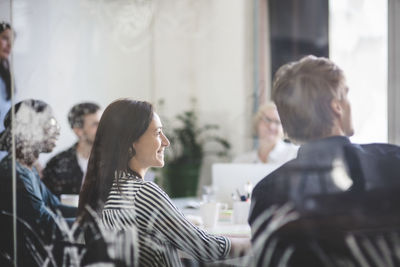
[102,172,231,267]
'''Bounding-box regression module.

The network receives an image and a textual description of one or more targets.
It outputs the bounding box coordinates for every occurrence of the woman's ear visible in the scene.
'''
[128,144,136,158]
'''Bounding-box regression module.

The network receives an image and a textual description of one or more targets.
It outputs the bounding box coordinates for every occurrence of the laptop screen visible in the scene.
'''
[211,163,281,207]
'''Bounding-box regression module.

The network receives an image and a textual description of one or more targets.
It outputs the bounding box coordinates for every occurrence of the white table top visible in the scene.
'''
[172,197,251,238]
[60,194,79,207]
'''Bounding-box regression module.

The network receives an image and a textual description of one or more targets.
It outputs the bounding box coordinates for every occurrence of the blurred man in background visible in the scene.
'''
[43,102,101,197]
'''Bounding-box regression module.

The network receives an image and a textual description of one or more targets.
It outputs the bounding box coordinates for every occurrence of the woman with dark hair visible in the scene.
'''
[0,22,14,160]
[0,22,13,122]
[78,98,249,266]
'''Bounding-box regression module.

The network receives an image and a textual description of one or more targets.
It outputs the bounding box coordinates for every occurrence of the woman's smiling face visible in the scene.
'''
[130,113,170,174]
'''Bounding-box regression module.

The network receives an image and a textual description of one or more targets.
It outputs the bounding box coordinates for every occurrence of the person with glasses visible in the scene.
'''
[233,101,298,166]
[0,100,77,237]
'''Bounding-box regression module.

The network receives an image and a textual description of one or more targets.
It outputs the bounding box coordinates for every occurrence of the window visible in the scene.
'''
[330,0,388,143]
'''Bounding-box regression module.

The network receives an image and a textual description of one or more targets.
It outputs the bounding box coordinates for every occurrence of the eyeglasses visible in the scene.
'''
[44,117,60,133]
[261,115,281,126]
[48,117,58,126]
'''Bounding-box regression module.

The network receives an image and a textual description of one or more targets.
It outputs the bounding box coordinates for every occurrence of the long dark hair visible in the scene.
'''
[0,22,12,100]
[78,99,154,219]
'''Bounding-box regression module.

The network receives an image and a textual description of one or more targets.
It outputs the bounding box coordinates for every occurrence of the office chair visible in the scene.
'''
[252,188,400,267]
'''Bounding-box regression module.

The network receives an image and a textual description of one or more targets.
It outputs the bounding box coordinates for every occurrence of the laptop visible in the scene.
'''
[211,163,281,207]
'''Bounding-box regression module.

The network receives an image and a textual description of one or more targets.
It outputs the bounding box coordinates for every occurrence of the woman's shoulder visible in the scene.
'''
[138,181,177,207]
[140,180,168,196]
[115,172,173,202]
[115,175,168,198]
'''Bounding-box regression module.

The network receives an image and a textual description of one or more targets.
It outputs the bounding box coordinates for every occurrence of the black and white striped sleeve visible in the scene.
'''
[134,181,231,261]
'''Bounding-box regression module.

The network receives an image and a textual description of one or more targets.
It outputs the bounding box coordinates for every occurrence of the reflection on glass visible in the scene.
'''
[0,0,397,266]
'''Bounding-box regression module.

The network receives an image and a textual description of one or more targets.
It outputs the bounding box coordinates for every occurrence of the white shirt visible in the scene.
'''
[76,152,88,185]
[233,140,298,167]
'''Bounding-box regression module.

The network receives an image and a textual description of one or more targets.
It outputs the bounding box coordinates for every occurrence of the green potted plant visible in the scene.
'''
[159,105,230,198]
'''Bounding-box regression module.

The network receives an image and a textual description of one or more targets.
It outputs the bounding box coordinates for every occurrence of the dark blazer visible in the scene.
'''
[43,143,84,197]
[248,136,400,266]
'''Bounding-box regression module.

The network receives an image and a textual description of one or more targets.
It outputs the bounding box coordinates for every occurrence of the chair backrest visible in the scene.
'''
[0,210,57,267]
[252,188,400,267]
[79,209,129,267]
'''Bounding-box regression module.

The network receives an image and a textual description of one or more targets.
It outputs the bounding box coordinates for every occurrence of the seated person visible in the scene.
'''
[43,102,101,197]
[249,56,400,265]
[0,99,77,242]
[233,102,298,166]
[78,99,250,266]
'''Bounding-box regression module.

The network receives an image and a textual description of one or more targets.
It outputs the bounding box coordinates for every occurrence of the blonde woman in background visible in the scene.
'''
[233,102,298,166]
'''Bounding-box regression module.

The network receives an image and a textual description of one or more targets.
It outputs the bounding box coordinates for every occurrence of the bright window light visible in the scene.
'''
[330,0,388,143]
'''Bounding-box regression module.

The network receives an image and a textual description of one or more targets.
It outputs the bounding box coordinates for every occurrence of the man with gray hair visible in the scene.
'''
[43,102,101,197]
[248,56,400,266]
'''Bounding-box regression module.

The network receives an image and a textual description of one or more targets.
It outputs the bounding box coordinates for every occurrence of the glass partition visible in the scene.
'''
[0,1,17,266]
[1,0,398,266]
[2,1,253,266]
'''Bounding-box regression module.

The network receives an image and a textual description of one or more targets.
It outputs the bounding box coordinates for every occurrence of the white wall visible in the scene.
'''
[1,0,254,187]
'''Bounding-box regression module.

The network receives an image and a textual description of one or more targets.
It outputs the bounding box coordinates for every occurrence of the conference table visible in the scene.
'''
[171,197,251,237]
[172,197,252,267]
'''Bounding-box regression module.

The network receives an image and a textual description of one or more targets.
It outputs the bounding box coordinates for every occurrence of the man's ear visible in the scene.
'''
[330,98,342,117]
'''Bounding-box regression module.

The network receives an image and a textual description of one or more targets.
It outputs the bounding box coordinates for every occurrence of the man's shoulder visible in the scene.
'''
[253,159,297,192]
[357,142,400,154]
[345,142,400,161]
[46,145,77,166]
[346,142,400,187]
[0,156,22,179]
[0,158,35,189]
